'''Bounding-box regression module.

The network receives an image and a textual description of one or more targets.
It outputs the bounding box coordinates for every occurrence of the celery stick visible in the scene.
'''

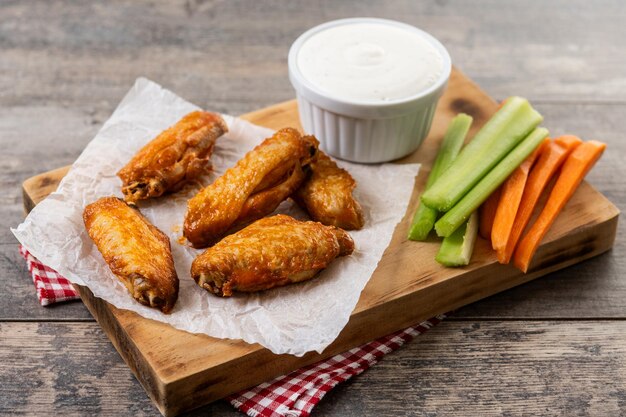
[435,127,549,237]
[408,114,473,241]
[421,97,543,212]
[407,204,438,241]
[435,211,479,267]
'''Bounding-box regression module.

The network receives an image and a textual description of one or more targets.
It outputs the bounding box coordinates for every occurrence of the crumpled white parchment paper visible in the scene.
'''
[12,78,420,356]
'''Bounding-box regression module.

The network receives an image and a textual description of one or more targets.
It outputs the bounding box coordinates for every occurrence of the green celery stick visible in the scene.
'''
[408,114,473,241]
[421,97,543,212]
[407,204,438,241]
[435,211,479,267]
[435,127,549,237]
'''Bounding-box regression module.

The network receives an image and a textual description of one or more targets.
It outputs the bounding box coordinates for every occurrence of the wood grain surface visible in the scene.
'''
[2,320,625,416]
[3,0,626,416]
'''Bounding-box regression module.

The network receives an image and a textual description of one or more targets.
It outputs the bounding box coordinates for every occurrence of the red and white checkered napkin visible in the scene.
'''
[19,244,443,417]
[19,245,80,305]
[226,316,443,417]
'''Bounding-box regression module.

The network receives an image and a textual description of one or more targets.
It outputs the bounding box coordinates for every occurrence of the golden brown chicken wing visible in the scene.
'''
[191,214,354,296]
[118,111,227,203]
[183,127,318,248]
[293,151,364,230]
[83,197,179,313]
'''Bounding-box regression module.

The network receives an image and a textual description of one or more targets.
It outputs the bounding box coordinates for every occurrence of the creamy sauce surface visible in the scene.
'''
[297,22,445,103]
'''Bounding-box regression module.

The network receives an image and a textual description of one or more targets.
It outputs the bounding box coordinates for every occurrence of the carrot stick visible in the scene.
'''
[479,186,501,241]
[491,139,549,261]
[499,135,583,264]
[513,140,606,272]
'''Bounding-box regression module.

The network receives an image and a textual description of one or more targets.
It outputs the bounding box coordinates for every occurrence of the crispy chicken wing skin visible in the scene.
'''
[118,111,227,203]
[83,197,179,313]
[293,151,364,230]
[184,128,318,248]
[191,214,354,296]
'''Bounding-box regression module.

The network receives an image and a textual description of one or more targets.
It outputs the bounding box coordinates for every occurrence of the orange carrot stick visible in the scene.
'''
[492,139,549,262]
[513,140,606,272]
[499,135,583,264]
[479,186,501,241]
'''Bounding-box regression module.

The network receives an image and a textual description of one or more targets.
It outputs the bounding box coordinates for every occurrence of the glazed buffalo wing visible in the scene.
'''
[293,151,364,230]
[83,197,179,313]
[118,111,227,203]
[191,214,354,296]
[184,127,318,248]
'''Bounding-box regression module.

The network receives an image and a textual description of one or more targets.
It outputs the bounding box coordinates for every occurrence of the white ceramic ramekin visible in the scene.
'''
[288,18,451,163]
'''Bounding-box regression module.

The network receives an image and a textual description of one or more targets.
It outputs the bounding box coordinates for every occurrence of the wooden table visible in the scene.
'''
[2,1,624,415]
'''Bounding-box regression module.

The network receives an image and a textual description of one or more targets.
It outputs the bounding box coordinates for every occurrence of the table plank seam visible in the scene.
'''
[490,99,626,106]
[3,317,626,323]
[446,316,626,321]
[0,318,96,323]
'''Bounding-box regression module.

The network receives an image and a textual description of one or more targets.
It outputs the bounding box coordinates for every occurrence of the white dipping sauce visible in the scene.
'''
[296,22,445,103]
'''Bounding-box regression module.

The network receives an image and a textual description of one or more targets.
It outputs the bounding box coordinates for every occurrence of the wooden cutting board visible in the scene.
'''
[22,69,619,416]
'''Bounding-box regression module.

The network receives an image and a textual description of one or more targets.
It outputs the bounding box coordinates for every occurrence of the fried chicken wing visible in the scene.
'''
[83,197,179,313]
[184,127,318,248]
[118,111,227,203]
[191,214,354,296]
[293,151,364,230]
